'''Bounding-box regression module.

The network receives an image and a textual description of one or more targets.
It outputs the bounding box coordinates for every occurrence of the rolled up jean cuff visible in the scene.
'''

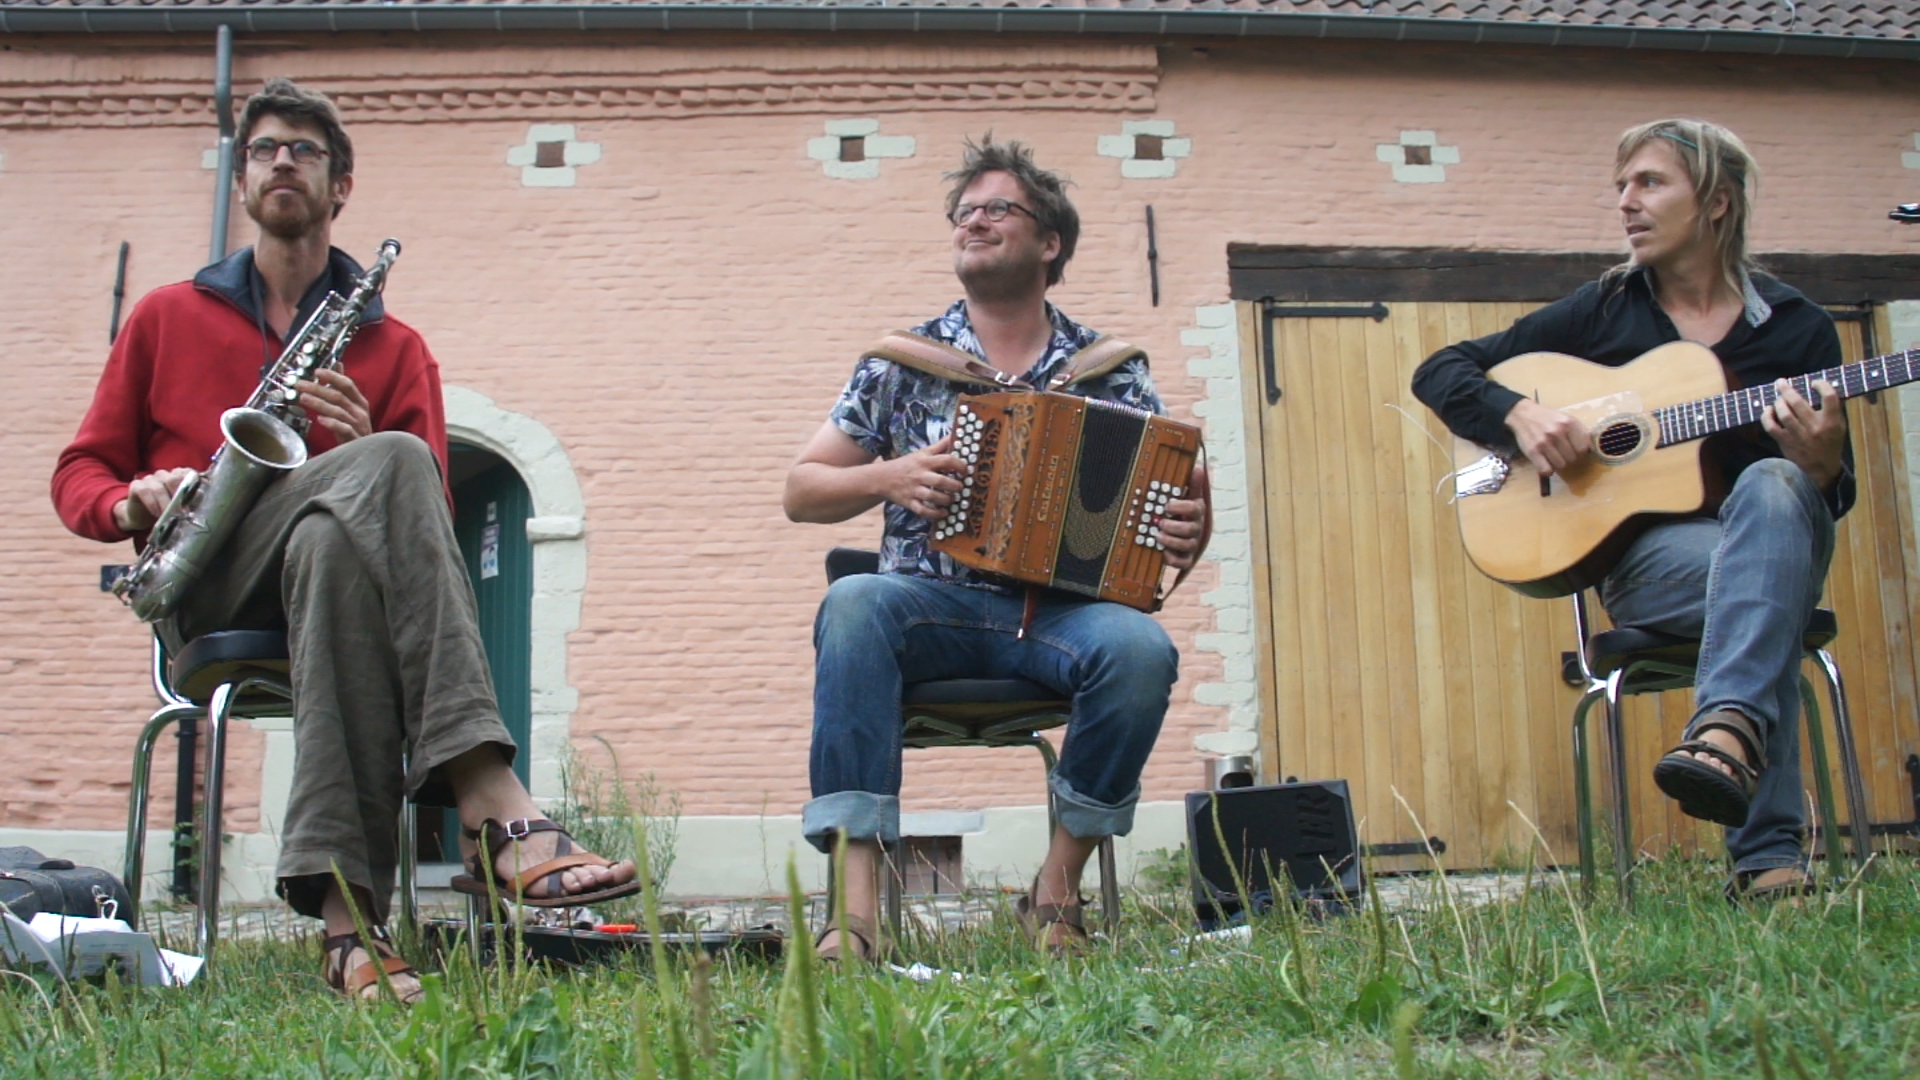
[802,791,900,854]
[1049,772,1140,839]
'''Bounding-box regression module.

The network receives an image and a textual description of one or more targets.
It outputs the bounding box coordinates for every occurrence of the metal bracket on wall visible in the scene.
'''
[1145,205,1160,307]
[1259,299,1391,405]
[109,241,129,344]
[1363,837,1447,858]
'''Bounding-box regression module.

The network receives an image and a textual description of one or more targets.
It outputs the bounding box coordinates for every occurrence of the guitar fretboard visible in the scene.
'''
[1655,348,1920,446]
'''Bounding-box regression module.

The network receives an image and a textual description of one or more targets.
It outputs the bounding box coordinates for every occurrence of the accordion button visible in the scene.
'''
[1171,487,1184,497]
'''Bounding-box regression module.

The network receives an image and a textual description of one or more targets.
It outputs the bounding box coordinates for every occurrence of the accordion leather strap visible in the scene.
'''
[863,332,1145,389]
[1152,441,1214,612]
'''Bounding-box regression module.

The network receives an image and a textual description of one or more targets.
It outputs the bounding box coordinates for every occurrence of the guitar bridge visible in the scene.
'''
[1454,454,1510,499]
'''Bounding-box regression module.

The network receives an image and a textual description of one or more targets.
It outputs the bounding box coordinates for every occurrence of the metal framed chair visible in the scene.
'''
[824,548,1122,938]
[1568,591,1872,905]
[124,630,419,956]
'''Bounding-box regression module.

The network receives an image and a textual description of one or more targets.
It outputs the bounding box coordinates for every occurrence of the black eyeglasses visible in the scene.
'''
[245,137,330,166]
[949,199,1036,227]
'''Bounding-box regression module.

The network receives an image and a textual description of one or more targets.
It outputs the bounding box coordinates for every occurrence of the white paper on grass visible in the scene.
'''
[0,911,202,987]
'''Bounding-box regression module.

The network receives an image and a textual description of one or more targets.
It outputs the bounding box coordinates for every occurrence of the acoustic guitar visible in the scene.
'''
[1451,340,1920,598]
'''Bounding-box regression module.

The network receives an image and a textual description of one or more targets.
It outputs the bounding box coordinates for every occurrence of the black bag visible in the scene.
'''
[0,847,133,922]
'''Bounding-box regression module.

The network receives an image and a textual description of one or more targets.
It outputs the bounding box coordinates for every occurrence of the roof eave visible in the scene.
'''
[0,4,1912,61]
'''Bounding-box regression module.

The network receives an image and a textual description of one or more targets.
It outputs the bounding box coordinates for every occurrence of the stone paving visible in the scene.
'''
[142,870,1551,945]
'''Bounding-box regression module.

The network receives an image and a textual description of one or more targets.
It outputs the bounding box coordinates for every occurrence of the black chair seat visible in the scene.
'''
[904,678,1062,707]
[1587,608,1838,681]
[903,678,1068,731]
[826,547,883,583]
[171,630,291,704]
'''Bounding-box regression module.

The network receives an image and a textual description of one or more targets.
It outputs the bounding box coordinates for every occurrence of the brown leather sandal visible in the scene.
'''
[1014,890,1090,956]
[813,913,879,964]
[323,927,422,1004]
[1653,709,1765,828]
[448,817,642,908]
[1726,866,1820,906]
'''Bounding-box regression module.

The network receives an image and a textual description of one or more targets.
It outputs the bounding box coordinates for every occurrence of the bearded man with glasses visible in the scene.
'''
[785,137,1206,959]
[52,78,636,1003]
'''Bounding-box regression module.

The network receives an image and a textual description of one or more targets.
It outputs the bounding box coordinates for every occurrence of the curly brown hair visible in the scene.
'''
[944,135,1078,288]
[235,78,354,191]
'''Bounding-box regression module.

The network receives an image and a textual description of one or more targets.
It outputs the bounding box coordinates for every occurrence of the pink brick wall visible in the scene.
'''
[2,34,1915,832]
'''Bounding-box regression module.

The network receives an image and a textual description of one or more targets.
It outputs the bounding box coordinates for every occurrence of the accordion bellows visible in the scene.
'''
[932,390,1202,612]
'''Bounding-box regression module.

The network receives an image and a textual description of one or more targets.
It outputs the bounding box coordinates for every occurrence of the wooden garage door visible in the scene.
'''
[1242,301,1920,870]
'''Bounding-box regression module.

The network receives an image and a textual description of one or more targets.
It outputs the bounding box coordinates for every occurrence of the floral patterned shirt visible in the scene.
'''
[829,299,1164,586]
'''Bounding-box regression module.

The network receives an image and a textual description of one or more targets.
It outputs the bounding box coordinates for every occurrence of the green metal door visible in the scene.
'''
[443,444,534,860]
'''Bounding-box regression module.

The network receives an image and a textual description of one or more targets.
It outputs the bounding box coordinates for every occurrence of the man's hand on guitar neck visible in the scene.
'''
[1504,399,1590,477]
[1761,378,1845,492]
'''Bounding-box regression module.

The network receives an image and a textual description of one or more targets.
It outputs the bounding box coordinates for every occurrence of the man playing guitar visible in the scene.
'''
[1413,119,1851,902]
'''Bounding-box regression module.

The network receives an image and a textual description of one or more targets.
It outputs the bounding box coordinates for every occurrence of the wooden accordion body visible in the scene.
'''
[931,390,1202,611]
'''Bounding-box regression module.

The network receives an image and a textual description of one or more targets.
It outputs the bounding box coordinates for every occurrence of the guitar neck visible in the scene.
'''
[1656,347,1920,447]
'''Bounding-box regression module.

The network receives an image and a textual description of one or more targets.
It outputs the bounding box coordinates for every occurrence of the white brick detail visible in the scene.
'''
[1182,302,1262,759]
[445,385,587,803]
[806,119,915,180]
[1096,118,1193,179]
[506,123,601,188]
[1377,129,1461,184]
[201,147,219,170]
[1903,133,1920,171]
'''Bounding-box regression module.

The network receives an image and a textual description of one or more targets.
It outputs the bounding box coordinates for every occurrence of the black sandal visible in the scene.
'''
[448,817,642,908]
[1653,709,1764,828]
[322,927,422,1004]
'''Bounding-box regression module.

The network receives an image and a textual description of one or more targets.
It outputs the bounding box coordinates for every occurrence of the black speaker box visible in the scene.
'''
[1186,779,1362,926]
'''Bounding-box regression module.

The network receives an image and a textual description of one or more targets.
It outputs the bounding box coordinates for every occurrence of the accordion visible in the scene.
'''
[930,390,1202,612]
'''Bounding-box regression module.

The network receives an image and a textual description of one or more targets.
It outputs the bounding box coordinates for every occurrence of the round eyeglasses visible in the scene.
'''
[245,137,331,166]
[948,198,1037,227]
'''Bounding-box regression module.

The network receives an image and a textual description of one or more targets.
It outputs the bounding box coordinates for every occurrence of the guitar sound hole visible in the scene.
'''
[1596,422,1642,460]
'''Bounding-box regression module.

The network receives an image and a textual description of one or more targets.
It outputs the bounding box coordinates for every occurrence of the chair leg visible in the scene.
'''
[124,703,199,928]
[397,798,419,941]
[1032,735,1061,837]
[1797,674,1848,881]
[197,683,235,958]
[1603,669,1635,906]
[1570,689,1604,906]
[1812,648,1873,871]
[882,839,905,946]
[1097,837,1120,934]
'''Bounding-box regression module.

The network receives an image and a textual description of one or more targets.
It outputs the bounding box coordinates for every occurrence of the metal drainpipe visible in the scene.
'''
[208,24,234,268]
[174,23,235,900]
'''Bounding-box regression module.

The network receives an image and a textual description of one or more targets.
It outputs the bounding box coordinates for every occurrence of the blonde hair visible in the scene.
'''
[1611,118,1758,296]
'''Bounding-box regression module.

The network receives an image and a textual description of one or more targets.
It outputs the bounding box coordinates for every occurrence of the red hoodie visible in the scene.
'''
[52,247,447,545]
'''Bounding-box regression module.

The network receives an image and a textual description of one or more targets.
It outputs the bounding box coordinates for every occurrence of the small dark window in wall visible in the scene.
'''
[1404,144,1432,166]
[534,141,567,169]
[839,136,867,163]
[1134,134,1164,161]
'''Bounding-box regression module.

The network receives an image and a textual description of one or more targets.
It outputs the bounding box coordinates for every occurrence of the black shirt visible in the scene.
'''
[1410,266,1854,519]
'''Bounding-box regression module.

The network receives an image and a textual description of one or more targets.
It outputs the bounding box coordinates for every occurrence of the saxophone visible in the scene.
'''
[113,239,402,622]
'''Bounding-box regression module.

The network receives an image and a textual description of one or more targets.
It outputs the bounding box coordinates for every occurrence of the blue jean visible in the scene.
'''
[803,573,1178,854]
[1598,458,1837,874]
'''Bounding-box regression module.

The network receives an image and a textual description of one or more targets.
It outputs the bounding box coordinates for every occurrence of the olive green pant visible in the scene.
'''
[163,431,514,923]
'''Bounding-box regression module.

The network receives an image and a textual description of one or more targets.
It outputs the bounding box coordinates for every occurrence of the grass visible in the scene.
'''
[4,848,1920,1079]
